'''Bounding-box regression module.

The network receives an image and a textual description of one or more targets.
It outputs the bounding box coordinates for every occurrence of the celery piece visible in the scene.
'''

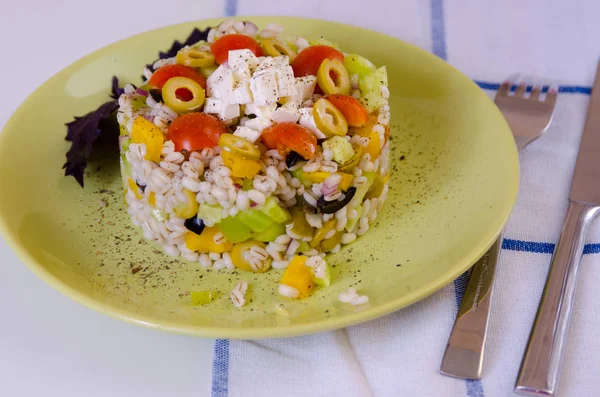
[345,204,363,232]
[261,197,291,224]
[297,240,311,253]
[242,178,253,191]
[358,66,388,93]
[198,204,222,225]
[218,215,253,244]
[343,54,376,78]
[132,95,148,111]
[322,136,355,165]
[359,92,388,114]
[191,291,217,306]
[349,172,377,208]
[238,209,275,233]
[253,222,286,242]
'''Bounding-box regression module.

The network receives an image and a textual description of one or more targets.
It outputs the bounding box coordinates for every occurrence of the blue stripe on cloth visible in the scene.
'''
[212,339,230,397]
[502,239,600,255]
[430,0,485,396]
[474,80,592,95]
[224,0,237,17]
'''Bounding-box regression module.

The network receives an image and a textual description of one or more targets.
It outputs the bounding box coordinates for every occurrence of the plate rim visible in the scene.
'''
[0,16,519,339]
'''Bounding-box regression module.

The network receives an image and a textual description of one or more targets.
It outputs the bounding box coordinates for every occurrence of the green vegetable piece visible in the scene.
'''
[253,222,286,242]
[322,136,355,165]
[349,172,377,209]
[132,95,148,111]
[238,209,275,233]
[312,262,331,287]
[343,54,376,78]
[198,204,222,224]
[359,92,388,114]
[345,204,363,232]
[261,197,291,224]
[217,215,253,243]
[321,230,343,252]
[288,207,315,239]
[296,240,311,253]
[242,178,253,190]
[191,291,217,306]
[358,66,388,93]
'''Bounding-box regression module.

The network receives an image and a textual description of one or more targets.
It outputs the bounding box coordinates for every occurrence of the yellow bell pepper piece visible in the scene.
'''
[364,129,381,160]
[310,219,336,248]
[351,114,377,138]
[131,117,164,163]
[301,171,353,190]
[148,191,156,206]
[280,256,315,299]
[128,178,143,199]
[185,227,233,253]
[173,189,199,219]
[339,173,354,190]
[221,150,261,179]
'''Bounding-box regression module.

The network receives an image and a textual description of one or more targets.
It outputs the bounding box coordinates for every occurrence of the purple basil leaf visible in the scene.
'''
[63,100,119,187]
[110,76,125,99]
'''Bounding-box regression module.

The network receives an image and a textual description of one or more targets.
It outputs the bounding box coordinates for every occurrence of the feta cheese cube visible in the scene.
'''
[299,107,327,139]
[233,126,261,143]
[275,66,297,97]
[219,104,240,121]
[245,103,277,118]
[250,71,279,105]
[206,64,235,100]
[271,102,300,123]
[232,63,252,82]
[254,56,290,75]
[284,76,317,104]
[228,49,260,72]
[244,117,273,132]
[232,80,253,105]
[204,97,224,115]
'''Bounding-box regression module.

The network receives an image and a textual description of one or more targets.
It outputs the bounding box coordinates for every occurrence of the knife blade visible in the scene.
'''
[515,60,600,396]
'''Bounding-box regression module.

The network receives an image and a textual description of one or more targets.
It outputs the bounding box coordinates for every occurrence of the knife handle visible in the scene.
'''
[515,201,600,396]
[440,232,503,379]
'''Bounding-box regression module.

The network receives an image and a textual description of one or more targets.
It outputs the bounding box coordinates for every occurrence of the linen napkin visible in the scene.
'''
[212,1,600,396]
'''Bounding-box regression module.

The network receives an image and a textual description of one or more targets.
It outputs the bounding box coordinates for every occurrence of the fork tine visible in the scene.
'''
[498,81,511,96]
[530,85,542,100]
[545,86,558,107]
[515,83,527,97]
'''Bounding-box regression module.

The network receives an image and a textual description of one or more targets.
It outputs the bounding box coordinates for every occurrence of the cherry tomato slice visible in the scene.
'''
[148,64,206,90]
[261,123,317,160]
[291,45,344,78]
[167,113,227,152]
[324,94,369,127]
[211,34,264,64]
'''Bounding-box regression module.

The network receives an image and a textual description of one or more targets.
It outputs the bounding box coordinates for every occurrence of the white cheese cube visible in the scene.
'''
[232,80,254,105]
[250,71,279,105]
[254,56,290,75]
[232,63,252,82]
[219,104,240,121]
[275,66,297,97]
[271,102,300,123]
[285,76,317,104]
[244,117,273,132]
[233,126,261,143]
[245,103,277,118]
[206,64,235,100]
[228,49,260,72]
[299,107,327,139]
[204,97,224,115]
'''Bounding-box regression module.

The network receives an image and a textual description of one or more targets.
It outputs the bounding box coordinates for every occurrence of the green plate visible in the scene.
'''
[0,17,518,338]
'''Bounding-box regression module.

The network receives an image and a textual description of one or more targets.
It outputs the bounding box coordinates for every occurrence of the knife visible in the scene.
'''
[515,60,600,396]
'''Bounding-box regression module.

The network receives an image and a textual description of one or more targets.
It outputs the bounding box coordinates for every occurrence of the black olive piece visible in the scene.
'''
[150,89,164,103]
[317,187,357,214]
[184,216,205,235]
[286,151,303,169]
[297,195,318,214]
[246,114,257,119]
[136,180,146,193]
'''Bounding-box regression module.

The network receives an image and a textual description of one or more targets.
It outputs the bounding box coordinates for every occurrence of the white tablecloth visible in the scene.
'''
[1,1,599,396]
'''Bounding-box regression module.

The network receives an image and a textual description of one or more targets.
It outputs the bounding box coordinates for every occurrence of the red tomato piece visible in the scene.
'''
[211,34,263,64]
[167,113,227,152]
[148,64,206,90]
[325,94,369,127]
[291,45,344,77]
[261,123,317,160]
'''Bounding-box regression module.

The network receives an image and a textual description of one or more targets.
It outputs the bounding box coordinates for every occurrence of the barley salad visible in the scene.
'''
[117,20,391,303]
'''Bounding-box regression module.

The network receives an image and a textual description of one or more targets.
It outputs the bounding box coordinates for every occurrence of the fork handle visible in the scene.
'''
[440,231,503,379]
[515,201,600,396]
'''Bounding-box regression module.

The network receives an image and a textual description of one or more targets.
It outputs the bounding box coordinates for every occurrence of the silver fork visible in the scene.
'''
[440,78,558,379]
